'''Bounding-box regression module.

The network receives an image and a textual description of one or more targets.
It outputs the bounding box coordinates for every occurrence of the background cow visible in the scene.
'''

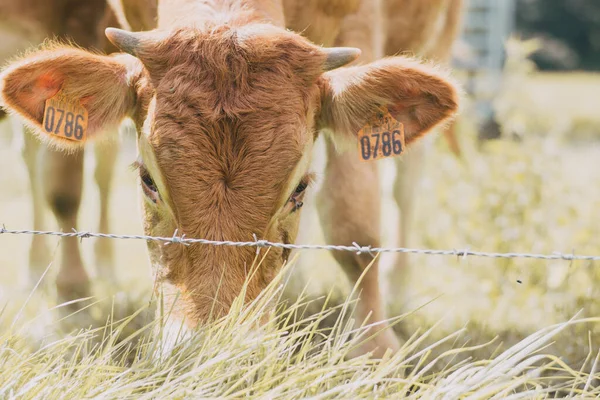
[283,0,465,310]
[0,0,125,305]
[0,0,460,357]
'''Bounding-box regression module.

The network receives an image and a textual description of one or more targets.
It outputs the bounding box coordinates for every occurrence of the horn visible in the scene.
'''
[322,47,362,71]
[105,28,147,56]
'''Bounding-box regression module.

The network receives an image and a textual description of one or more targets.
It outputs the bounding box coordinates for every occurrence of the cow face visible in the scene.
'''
[0,23,459,324]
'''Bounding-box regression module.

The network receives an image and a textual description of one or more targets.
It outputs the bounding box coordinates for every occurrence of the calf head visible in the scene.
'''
[0,23,459,324]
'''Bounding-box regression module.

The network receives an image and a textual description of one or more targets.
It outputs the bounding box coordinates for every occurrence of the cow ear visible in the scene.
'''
[317,57,460,147]
[0,47,142,148]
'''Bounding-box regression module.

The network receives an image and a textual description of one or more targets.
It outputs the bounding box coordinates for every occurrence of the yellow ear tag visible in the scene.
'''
[42,91,88,141]
[357,106,405,162]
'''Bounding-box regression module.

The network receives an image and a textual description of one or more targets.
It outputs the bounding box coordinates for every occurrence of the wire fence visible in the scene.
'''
[1,225,599,262]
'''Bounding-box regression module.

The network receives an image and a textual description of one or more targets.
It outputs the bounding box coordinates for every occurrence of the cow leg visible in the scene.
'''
[42,146,89,304]
[316,140,400,358]
[93,137,119,283]
[392,141,426,273]
[386,0,462,293]
[310,1,398,358]
[19,124,51,285]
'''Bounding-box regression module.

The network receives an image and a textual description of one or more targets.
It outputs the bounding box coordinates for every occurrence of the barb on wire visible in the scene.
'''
[352,242,375,258]
[2,225,600,262]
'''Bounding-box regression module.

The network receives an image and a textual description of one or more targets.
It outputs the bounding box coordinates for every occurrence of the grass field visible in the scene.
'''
[2,68,600,397]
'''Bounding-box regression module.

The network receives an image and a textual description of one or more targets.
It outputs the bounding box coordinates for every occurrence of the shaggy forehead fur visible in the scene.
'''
[142,26,324,240]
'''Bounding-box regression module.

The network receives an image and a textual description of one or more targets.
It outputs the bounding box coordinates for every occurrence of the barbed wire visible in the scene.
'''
[1,225,599,262]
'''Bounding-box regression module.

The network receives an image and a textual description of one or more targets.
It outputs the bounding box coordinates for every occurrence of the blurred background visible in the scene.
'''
[1,0,600,365]
[292,0,600,364]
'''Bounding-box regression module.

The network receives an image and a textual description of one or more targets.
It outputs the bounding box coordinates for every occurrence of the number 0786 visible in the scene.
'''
[43,106,85,140]
[360,129,404,161]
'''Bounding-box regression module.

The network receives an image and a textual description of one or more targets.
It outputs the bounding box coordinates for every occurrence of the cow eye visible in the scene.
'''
[139,166,159,203]
[288,174,314,213]
[294,180,308,195]
[130,160,159,203]
[141,169,156,191]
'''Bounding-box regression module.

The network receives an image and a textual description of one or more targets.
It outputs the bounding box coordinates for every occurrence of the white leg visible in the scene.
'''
[391,140,427,287]
[18,121,51,286]
[93,135,120,283]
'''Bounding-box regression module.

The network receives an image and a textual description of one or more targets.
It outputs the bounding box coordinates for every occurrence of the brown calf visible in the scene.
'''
[0,0,122,301]
[0,0,460,357]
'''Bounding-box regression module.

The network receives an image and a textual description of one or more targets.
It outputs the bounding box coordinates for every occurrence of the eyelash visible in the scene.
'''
[129,160,143,172]
[295,180,309,194]
[297,174,315,193]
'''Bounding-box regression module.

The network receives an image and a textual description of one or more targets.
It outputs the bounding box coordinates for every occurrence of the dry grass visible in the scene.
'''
[2,261,600,399]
